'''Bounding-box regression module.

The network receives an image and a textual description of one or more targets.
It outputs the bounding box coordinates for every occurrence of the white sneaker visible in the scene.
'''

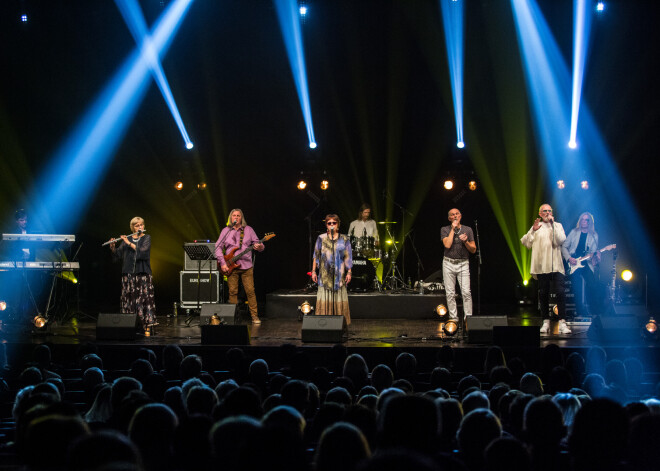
[540,319,551,334]
[558,319,572,335]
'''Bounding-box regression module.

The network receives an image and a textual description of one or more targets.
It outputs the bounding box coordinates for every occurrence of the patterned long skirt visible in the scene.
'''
[316,286,351,325]
[120,273,156,327]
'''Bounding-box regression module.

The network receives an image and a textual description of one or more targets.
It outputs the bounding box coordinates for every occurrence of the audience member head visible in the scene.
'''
[180,354,203,381]
[565,351,585,386]
[435,397,463,451]
[84,384,113,424]
[457,408,502,470]
[24,414,90,469]
[248,358,269,388]
[485,437,531,471]
[172,414,213,471]
[161,344,184,378]
[80,352,103,371]
[463,390,490,415]
[523,396,566,449]
[129,358,154,384]
[605,359,628,390]
[552,392,581,433]
[370,364,394,393]
[110,376,142,411]
[378,394,438,454]
[585,346,607,376]
[211,415,262,471]
[628,413,660,471]
[343,354,369,390]
[68,429,142,471]
[394,352,417,380]
[281,379,310,414]
[315,422,371,471]
[519,372,544,396]
[186,385,218,416]
[490,365,514,388]
[484,345,507,374]
[128,403,178,469]
[218,386,263,419]
[430,367,452,391]
[488,383,511,417]
[457,374,481,399]
[326,386,352,406]
[582,373,605,398]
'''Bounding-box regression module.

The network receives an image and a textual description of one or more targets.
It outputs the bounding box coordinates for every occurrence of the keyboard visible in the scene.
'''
[2,233,75,243]
[0,261,80,270]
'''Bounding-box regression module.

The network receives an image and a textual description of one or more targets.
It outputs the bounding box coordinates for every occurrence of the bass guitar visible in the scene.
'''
[220,233,275,276]
[567,244,616,275]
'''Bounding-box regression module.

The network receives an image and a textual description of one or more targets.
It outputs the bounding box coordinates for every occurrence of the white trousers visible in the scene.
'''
[443,258,472,320]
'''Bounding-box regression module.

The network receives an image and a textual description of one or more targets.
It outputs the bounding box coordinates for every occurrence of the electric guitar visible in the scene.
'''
[219,233,275,276]
[567,244,616,275]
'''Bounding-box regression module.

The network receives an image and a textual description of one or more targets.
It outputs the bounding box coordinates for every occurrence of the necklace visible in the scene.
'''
[454,226,461,235]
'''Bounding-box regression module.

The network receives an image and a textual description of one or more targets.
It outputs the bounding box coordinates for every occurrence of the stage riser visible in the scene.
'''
[266,292,449,319]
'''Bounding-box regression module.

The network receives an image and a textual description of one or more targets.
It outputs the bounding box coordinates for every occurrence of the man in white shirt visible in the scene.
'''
[521,204,571,335]
[348,204,379,249]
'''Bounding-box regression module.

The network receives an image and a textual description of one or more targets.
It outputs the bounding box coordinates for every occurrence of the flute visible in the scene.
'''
[101,229,146,246]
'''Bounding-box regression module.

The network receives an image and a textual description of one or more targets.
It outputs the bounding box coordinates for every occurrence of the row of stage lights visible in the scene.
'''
[174,181,206,191]
[556,179,590,190]
[443,179,477,191]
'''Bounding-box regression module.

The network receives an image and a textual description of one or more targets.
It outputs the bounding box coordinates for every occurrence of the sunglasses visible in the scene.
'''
[327,222,338,226]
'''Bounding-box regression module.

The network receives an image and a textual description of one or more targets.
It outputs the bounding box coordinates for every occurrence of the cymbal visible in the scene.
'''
[377,221,397,224]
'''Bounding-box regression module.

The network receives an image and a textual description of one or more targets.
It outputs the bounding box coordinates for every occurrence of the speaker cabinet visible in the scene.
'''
[493,326,540,347]
[200,304,238,326]
[180,271,220,306]
[301,315,346,343]
[96,313,137,340]
[201,325,250,345]
[466,316,508,344]
[588,315,641,343]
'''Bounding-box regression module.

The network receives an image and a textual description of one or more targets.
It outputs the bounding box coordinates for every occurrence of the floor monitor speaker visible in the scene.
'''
[96,313,137,341]
[301,315,346,343]
[466,316,508,344]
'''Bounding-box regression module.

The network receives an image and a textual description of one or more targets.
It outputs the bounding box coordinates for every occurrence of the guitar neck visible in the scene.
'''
[230,236,266,262]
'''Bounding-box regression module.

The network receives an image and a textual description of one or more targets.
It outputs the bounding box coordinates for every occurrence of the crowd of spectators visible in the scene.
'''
[1,342,659,471]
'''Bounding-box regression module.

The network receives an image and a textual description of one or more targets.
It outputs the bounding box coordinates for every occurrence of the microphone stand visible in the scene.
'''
[406,230,424,294]
[474,220,482,316]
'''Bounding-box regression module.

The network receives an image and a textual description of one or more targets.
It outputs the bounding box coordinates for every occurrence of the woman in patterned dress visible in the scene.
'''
[108,216,156,333]
[311,214,353,325]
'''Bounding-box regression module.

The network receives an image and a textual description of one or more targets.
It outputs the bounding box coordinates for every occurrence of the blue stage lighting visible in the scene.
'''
[115,0,194,149]
[299,6,307,16]
[456,141,465,149]
[568,0,593,153]
[274,0,317,149]
[186,142,194,149]
[568,140,577,149]
[596,2,605,12]
[21,14,28,22]
[309,142,317,149]
[33,0,194,232]
[440,0,465,152]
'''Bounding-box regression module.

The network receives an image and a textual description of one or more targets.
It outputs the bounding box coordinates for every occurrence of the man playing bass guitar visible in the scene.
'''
[215,209,264,325]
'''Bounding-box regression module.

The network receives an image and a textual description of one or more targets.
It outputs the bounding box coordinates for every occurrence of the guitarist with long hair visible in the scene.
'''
[561,212,603,317]
[215,209,265,325]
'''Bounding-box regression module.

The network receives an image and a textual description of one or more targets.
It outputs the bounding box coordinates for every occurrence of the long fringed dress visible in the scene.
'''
[313,233,353,325]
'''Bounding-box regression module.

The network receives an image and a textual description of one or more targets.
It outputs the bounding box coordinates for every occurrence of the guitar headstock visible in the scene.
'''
[604,244,616,251]
[262,233,276,241]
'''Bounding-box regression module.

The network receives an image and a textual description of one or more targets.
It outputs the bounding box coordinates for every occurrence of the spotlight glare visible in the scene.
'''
[0,301,6,311]
[444,180,454,190]
[596,2,605,12]
[580,180,589,190]
[174,181,183,191]
[435,304,448,318]
[33,315,48,329]
[197,182,207,190]
[443,319,458,336]
[298,301,314,315]
[557,180,565,189]
[568,140,577,149]
[621,269,633,282]
[309,142,317,149]
[297,180,307,190]
[523,279,529,286]
[299,5,307,15]
[21,14,28,22]
[209,314,221,325]
[468,180,477,191]
[186,142,193,149]
[457,141,465,149]
[320,180,329,191]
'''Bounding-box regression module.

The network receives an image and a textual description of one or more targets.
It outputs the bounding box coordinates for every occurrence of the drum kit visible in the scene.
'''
[350,221,405,292]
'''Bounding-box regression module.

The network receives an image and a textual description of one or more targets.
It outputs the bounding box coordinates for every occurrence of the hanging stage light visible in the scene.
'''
[320,180,329,191]
[33,315,48,329]
[468,180,477,191]
[297,180,307,190]
[174,181,183,191]
[557,180,565,189]
[643,317,658,341]
[197,182,207,190]
[0,301,7,311]
[444,179,454,190]
[621,270,633,282]
[580,180,589,190]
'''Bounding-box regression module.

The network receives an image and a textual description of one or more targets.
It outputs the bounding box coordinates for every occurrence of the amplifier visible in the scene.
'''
[183,242,217,271]
[180,271,220,305]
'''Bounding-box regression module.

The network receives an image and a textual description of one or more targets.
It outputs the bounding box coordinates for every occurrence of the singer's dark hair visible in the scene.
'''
[324,214,340,225]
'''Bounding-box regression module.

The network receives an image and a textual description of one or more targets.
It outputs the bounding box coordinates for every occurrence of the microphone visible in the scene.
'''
[330,227,335,236]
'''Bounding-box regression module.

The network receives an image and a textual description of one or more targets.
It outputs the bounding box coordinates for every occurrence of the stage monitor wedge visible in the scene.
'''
[301,315,346,343]
[200,304,238,326]
[96,313,137,341]
[466,316,508,344]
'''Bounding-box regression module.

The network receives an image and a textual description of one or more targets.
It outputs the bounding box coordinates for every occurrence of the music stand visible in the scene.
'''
[183,244,216,310]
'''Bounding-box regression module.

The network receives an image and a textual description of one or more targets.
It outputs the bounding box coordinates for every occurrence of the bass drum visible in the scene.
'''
[349,256,375,292]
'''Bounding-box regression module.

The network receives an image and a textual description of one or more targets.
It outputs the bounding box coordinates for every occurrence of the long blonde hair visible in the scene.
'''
[226,209,247,228]
[575,212,596,235]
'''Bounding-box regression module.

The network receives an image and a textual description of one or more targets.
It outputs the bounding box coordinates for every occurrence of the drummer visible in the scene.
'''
[348,203,380,252]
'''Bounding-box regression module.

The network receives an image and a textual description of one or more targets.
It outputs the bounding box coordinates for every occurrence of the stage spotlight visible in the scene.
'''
[443,319,458,336]
[435,304,448,318]
[581,180,589,190]
[186,142,194,149]
[0,301,6,311]
[174,181,183,191]
[297,180,307,190]
[523,279,529,286]
[444,179,454,190]
[209,314,221,325]
[553,304,559,316]
[621,269,633,282]
[33,315,48,329]
[298,301,314,315]
[309,142,317,149]
[299,5,307,16]
[557,180,565,189]
[21,14,28,23]
[643,317,658,341]
[320,180,329,191]
[568,140,577,149]
[596,2,605,12]
[197,182,207,190]
[468,180,477,191]
[457,141,465,149]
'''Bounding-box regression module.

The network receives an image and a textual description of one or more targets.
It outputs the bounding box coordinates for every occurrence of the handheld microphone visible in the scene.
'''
[330,227,335,236]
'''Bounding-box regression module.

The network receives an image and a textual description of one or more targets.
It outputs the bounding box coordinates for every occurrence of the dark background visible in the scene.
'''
[1,0,658,316]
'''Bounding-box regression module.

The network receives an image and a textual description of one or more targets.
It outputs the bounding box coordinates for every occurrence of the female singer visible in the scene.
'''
[311,214,353,325]
[108,217,156,334]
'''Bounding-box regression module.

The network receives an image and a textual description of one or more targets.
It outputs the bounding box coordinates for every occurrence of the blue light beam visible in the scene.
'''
[440,0,465,148]
[34,0,194,232]
[568,0,594,149]
[274,0,316,149]
[115,0,194,149]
